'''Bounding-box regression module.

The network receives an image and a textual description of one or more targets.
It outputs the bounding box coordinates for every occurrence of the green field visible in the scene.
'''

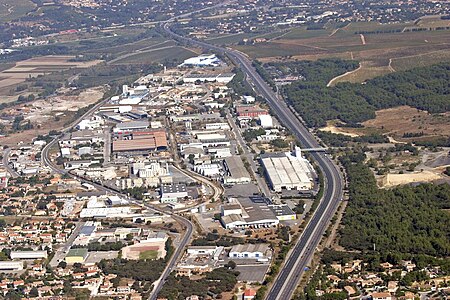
[279,28,330,40]
[391,49,450,71]
[112,46,197,65]
[0,0,36,23]
[235,42,328,58]
[139,250,158,260]
[206,32,257,45]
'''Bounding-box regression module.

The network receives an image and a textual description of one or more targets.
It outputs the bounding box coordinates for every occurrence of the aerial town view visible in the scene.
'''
[0,0,449,300]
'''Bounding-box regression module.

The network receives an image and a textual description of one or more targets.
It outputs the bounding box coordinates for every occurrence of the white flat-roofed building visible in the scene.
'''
[10,251,48,260]
[80,206,133,218]
[205,123,230,131]
[186,246,218,256]
[208,147,232,158]
[196,133,227,141]
[193,163,221,177]
[180,54,221,67]
[229,244,271,260]
[221,204,242,216]
[259,115,273,128]
[261,147,315,192]
[77,116,104,130]
[0,261,23,271]
[243,95,256,103]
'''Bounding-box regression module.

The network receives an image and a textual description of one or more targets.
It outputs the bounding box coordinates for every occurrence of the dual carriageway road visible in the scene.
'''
[161,22,344,300]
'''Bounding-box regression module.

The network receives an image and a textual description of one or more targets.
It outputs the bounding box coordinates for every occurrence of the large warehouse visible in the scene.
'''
[260,147,315,192]
[223,156,252,185]
[220,196,296,229]
[112,130,167,153]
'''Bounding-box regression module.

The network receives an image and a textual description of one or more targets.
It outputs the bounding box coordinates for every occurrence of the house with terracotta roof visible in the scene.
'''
[243,288,256,300]
[372,292,392,300]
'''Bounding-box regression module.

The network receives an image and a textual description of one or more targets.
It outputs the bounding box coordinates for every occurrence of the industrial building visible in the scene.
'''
[113,121,149,134]
[205,122,230,131]
[79,206,134,218]
[160,183,189,203]
[229,244,271,261]
[259,115,273,128]
[260,147,315,192]
[220,196,296,229]
[236,105,268,118]
[183,73,235,83]
[10,251,48,260]
[112,130,167,153]
[223,156,252,185]
[179,54,221,67]
[0,261,24,271]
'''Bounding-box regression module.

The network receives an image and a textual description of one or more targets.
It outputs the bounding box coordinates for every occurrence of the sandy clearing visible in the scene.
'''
[319,123,361,137]
[380,171,443,188]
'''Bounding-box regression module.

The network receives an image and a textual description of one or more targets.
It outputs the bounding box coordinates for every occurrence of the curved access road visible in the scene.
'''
[162,23,344,300]
[40,99,193,300]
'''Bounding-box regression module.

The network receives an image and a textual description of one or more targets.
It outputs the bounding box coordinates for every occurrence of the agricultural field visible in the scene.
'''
[233,20,450,83]
[0,56,102,103]
[0,0,36,23]
[111,46,198,65]
[327,61,393,86]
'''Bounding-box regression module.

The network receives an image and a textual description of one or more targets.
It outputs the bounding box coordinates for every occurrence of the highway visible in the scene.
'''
[161,22,344,300]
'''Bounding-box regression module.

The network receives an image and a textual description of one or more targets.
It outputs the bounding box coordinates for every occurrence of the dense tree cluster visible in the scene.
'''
[158,268,239,299]
[279,62,450,127]
[339,152,450,256]
[269,59,359,83]
[99,258,165,282]
[317,131,389,147]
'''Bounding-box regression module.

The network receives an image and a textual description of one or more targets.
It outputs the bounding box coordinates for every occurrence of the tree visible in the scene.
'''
[0,219,6,229]
[29,287,39,297]
[57,261,67,269]
[226,260,237,269]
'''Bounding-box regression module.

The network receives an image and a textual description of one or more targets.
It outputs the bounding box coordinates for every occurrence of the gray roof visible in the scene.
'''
[116,120,149,130]
[269,205,296,217]
[224,156,251,179]
[229,243,270,254]
[161,184,187,194]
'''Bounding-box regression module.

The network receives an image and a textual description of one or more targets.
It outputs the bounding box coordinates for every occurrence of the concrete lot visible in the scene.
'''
[235,264,270,283]
[85,251,119,264]
[225,183,260,198]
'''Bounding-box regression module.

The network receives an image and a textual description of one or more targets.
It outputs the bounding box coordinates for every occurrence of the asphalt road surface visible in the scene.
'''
[161,23,344,300]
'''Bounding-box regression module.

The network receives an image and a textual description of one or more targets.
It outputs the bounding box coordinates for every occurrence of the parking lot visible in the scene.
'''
[235,264,270,283]
[85,251,119,264]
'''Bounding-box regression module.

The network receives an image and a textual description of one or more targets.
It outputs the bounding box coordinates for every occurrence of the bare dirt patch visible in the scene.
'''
[379,171,443,188]
[1,86,104,146]
[319,122,361,137]
[362,106,450,141]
